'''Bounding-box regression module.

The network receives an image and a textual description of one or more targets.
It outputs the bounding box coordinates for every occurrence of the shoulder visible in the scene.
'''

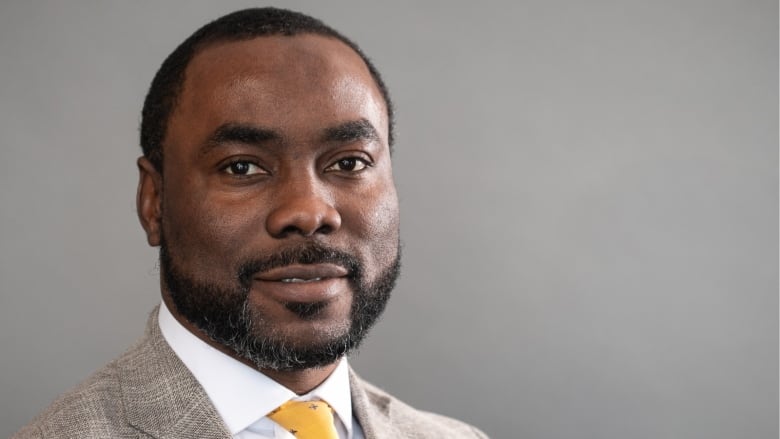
[12,307,225,439]
[11,354,134,438]
[11,315,160,439]
[352,373,489,438]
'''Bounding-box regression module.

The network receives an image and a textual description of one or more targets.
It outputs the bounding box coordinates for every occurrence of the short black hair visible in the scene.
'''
[140,7,394,171]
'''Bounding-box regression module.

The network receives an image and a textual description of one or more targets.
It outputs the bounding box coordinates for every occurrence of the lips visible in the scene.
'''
[253,263,349,303]
[255,263,349,282]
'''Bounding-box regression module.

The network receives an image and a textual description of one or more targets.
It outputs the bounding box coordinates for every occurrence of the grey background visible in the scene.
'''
[1,1,776,438]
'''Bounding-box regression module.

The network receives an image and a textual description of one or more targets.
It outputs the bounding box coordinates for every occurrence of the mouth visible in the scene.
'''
[280,277,323,283]
[256,263,349,282]
[253,263,350,304]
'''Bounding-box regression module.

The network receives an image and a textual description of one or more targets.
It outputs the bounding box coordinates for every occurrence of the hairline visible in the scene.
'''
[173,33,389,144]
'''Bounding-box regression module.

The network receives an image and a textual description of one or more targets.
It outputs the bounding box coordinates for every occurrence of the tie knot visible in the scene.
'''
[268,400,339,439]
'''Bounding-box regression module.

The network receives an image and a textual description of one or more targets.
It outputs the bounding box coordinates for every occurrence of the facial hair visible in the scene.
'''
[159,240,400,371]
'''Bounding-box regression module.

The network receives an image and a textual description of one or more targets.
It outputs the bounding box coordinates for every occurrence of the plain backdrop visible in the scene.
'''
[1,1,777,438]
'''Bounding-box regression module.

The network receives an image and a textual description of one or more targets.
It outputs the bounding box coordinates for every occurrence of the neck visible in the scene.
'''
[162,294,340,394]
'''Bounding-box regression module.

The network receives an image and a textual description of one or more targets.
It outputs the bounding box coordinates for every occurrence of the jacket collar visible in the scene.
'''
[119,306,232,438]
[349,370,404,439]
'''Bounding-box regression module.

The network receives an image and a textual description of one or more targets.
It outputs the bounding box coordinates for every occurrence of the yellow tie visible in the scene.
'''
[267,400,339,439]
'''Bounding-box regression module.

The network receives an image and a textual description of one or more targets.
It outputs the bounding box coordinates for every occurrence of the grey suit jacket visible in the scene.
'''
[12,308,488,439]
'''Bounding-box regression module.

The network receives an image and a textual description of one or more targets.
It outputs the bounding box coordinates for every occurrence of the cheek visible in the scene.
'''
[368,192,400,242]
[162,190,264,273]
[349,183,400,272]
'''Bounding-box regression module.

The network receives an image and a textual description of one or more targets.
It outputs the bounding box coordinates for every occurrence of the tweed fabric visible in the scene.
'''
[12,306,488,439]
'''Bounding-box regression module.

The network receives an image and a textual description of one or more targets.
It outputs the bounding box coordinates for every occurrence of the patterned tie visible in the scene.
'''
[267,400,339,439]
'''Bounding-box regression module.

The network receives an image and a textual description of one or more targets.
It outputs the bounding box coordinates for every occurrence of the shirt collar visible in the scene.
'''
[158,301,354,436]
[301,356,353,435]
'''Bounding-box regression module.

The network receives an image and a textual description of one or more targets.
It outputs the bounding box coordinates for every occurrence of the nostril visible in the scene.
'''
[266,197,342,238]
[278,225,301,238]
[276,223,333,238]
[316,224,333,235]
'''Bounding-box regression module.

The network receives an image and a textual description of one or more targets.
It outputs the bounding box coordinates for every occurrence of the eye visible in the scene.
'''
[325,157,371,173]
[223,160,266,176]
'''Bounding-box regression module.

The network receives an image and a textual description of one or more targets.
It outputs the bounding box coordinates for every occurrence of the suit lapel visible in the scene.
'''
[350,370,405,439]
[119,307,232,439]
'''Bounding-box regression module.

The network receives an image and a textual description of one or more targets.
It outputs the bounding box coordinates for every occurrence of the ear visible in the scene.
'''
[136,157,163,247]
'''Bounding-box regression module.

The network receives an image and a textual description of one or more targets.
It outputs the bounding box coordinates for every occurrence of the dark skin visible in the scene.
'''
[136,35,400,394]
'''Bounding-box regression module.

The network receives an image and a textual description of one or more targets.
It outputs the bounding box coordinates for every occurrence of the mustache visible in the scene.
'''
[237,243,361,288]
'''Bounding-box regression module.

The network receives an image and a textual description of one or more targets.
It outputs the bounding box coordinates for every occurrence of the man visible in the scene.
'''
[13,7,487,439]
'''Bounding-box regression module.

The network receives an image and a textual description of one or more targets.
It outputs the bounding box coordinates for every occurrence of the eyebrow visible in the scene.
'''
[200,118,380,155]
[201,123,280,155]
[321,118,380,144]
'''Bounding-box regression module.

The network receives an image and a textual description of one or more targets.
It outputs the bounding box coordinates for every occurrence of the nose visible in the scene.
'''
[265,177,342,238]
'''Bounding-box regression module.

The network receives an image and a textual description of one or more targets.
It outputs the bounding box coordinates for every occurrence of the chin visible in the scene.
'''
[240,320,356,371]
[249,302,352,344]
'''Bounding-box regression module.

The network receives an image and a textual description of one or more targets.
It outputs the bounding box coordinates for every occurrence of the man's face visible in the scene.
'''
[139,35,400,370]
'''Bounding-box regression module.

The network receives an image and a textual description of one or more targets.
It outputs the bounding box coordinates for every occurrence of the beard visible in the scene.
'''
[159,239,400,371]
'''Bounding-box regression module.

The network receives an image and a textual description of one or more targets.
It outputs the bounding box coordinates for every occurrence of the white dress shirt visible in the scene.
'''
[158,302,365,439]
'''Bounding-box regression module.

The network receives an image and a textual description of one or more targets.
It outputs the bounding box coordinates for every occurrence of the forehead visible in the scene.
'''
[168,34,387,146]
